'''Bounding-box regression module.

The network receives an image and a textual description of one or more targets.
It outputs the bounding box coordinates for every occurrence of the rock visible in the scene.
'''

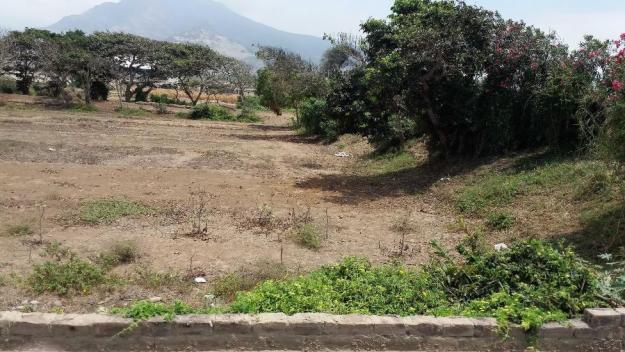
[29,300,40,306]
[494,243,509,251]
[194,277,207,284]
[149,297,162,303]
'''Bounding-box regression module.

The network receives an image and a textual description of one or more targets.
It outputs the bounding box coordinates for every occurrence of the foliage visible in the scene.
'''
[80,199,153,224]
[189,104,234,120]
[213,260,288,301]
[486,211,516,230]
[29,243,107,296]
[236,97,262,122]
[0,76,16,93]
[294,223,323,250]
[111,300,196,322]
[149,93,190,106]
[255,46,327,115]
[231,240,604,332]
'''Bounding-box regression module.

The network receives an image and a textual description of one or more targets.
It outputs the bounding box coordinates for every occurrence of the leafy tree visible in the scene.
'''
[161,42,225,106]
[93,32,164,102]
[255,46,327,115]
[223,58,255,100]
[2,29,56,94]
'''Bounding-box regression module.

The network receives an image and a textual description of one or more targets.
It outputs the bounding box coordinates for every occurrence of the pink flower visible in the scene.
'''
[613,80,624,91]
[621,33,625,41]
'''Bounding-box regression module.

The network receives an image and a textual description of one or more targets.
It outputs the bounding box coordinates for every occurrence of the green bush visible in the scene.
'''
[0,76,17,94]
[111,300,196,321]
[29,245,107,296]
[189,104,235,121]
[80,199,153,224]
[230,240,604,332]
[296,98,327,136]
[236,96,263,111]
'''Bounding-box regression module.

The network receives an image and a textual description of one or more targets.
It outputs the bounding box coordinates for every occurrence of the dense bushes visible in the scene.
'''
[0,76,17,94]
[230,240,604,331]
[316,0,625,157]
[188,103,260,122]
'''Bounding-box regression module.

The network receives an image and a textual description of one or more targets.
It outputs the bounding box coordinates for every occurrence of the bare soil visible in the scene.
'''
[0,94,459,313]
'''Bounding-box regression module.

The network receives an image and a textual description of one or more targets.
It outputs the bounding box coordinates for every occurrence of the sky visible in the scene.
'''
[0,0,623,48]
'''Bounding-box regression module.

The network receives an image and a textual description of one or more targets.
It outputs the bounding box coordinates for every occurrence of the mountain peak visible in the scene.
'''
[47,0,329,65]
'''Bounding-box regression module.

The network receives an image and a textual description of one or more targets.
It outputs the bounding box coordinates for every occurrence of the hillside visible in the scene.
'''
[47,0,330,65]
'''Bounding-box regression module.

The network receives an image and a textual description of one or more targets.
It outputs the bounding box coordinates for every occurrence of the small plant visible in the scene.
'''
[80,199,153,224]
[189,104,234,121]
[29,243,107,296]
[133,265,189,291]
[294,223,322,250]
[5,223,34,236]
[97,241,140,268]
[486,211,516,230]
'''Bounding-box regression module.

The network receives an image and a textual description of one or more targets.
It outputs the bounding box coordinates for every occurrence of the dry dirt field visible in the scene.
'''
[0,94,460,313]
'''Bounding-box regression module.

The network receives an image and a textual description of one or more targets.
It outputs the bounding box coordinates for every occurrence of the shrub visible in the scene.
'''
[0,76,17,94]
[29,245,107,296]
[90,81,109,101]
[133,265,188,290]
[230,240,603,332]
[80,199,153,224]
[189,104,235,121]
[97,241,140,268]
[295,98,337,138]
[149,94,189,106]
[486,211,515,230]
[294,223,323,250]
[236,96,263,111]
[213,260,288,301]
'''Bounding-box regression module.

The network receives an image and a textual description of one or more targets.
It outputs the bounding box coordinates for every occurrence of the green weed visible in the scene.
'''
[212,259,288,301]
[486,211,516,230]
[80,199,153,224]
[294,223,323,250]
[5,223,34,237]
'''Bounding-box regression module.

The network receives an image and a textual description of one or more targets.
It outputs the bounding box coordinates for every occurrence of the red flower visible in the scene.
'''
[621,33,625,41]
[613,80,624,91]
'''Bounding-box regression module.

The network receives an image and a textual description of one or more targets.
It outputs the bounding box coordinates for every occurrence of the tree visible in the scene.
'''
[2,29,56,94]
[62,31,110,105]
[162,42,225,106]
[255,46,327,115]
[321,33,366,76]
[93,32,163,102]
[223,58,255,100]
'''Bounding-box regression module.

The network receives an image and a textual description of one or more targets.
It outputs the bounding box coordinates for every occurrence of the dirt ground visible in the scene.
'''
[0,94,459,313]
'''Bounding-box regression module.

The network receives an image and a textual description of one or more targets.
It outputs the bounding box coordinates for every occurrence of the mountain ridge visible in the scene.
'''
[47,0,330,65]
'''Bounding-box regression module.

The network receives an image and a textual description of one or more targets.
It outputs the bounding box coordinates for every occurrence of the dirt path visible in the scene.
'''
[0,101,456,311]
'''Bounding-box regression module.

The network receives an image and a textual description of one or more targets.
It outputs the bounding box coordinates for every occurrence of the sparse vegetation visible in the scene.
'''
[80,199,153,224]
[114,107,150,117]
[96,240,140,268]
[5,222,34,236]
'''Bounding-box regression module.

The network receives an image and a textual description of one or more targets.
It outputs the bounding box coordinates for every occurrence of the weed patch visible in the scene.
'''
[80,199,153,224]
[97,241,140,268]
[358,151,417,175]
[230,240,605,333]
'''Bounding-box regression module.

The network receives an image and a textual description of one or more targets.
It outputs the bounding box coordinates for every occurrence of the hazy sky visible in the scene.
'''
[0,0,623,48]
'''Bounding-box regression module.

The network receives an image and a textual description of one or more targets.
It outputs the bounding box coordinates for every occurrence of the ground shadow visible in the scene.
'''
[295,157,490,205]
[229,133,323,144]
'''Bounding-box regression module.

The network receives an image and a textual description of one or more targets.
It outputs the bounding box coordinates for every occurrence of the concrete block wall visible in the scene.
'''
[1,309,624,351]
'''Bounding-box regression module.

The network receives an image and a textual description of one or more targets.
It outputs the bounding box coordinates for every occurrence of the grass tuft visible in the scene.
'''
[294,223,323,250]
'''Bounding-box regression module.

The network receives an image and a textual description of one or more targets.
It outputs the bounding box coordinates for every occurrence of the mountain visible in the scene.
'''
[47,0,330,66]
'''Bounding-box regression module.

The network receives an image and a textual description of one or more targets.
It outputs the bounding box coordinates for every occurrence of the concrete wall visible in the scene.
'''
[1,309,624,351]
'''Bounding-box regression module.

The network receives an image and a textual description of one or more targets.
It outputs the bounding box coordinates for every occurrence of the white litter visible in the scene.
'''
[194,277,207,284]
[440,177,451,182]
[334,152,352,158]
[48,148,56,152]
[494,243,509,251]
